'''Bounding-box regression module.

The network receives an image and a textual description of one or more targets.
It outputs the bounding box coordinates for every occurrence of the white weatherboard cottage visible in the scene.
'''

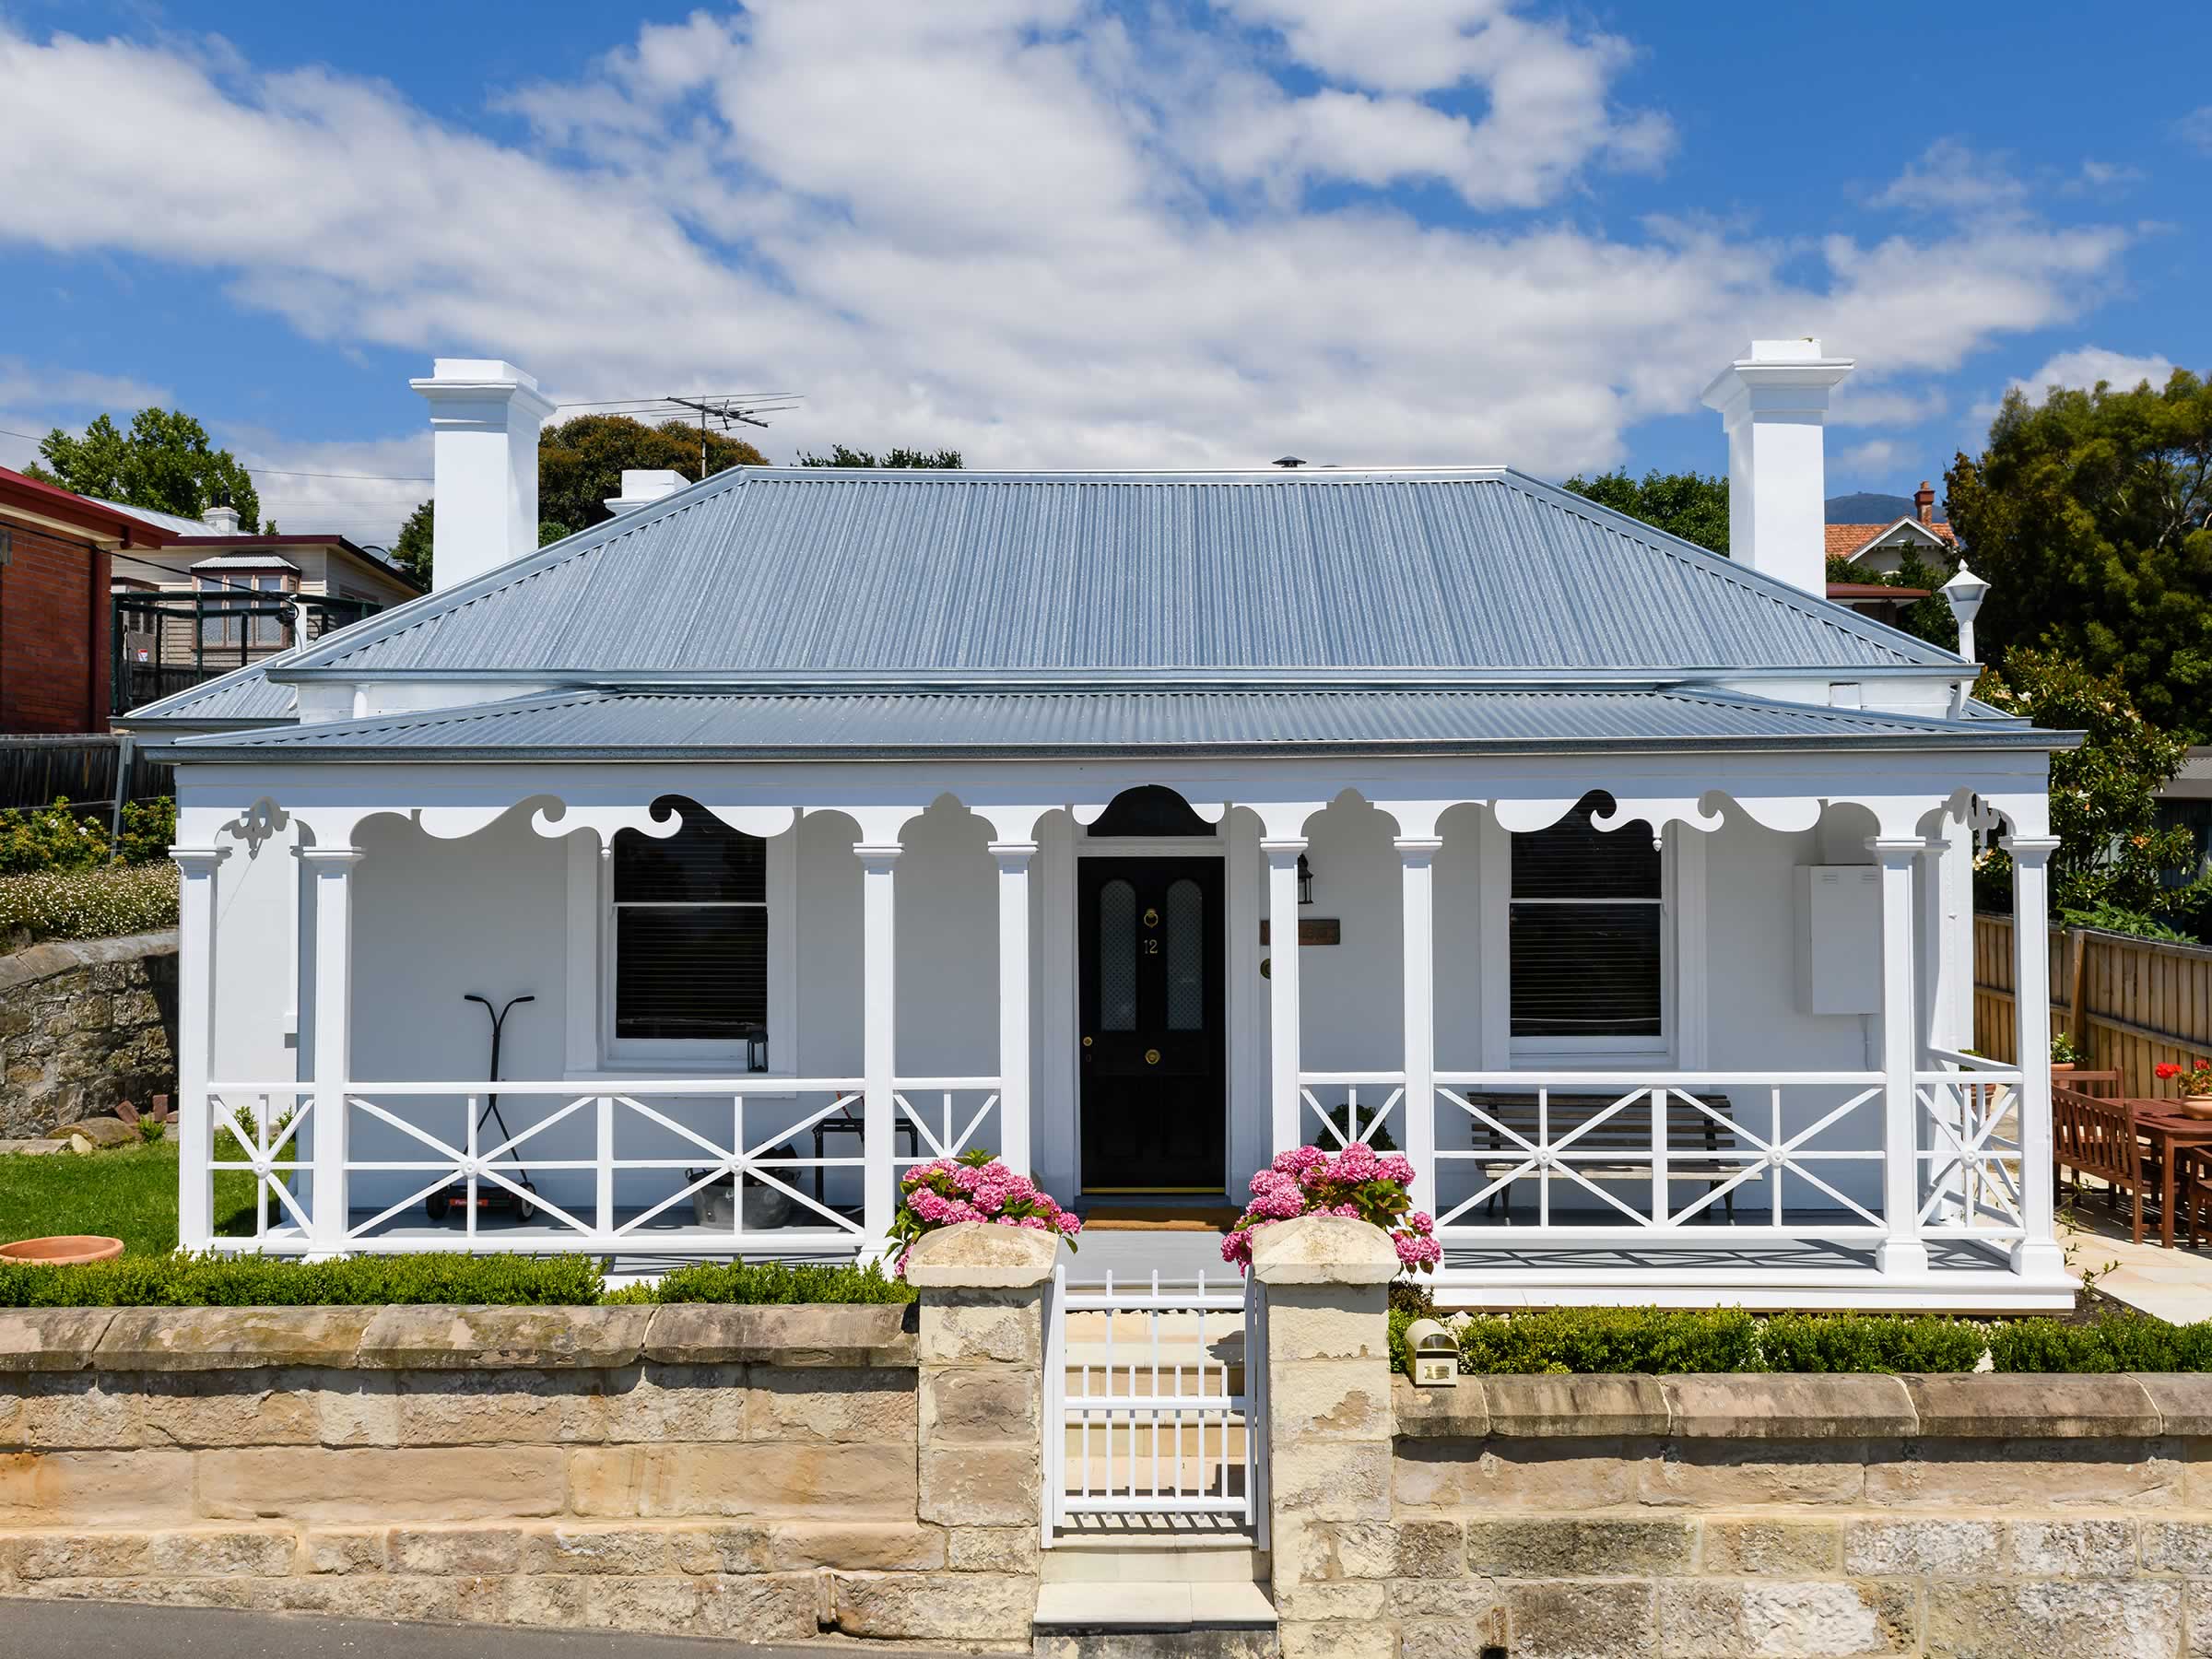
[127,344,2075,1312]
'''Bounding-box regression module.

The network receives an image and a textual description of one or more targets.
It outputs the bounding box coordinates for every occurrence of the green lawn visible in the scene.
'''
[0,1138,261,1257]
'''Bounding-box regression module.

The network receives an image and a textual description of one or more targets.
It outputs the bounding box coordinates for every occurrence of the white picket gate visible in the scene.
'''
[1041,1267,1267,1546]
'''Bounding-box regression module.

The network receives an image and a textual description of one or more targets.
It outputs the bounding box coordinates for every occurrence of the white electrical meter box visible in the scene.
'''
[1794,865,1881,1015]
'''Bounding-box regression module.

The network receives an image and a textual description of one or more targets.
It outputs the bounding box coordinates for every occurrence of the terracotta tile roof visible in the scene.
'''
[1827,519,1956,560]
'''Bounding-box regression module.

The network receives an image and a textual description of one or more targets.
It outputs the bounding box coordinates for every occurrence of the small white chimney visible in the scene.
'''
[199,502,242,536]
[1700,337,1855,597]
[408,359,558,590]
[604,469,689,517]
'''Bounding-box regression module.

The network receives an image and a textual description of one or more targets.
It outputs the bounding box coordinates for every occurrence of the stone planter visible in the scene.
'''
[0,1233,123,1265]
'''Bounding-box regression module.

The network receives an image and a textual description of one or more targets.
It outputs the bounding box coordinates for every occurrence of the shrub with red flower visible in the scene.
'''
[2158,1063,2184,1080]
[1220,1141,1440,1277]
[887,1148,1080,1277]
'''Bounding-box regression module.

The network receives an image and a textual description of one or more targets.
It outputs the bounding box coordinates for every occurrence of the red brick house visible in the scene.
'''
[0,466,173,733]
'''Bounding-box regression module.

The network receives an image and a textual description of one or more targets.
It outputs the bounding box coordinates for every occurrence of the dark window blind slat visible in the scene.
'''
[612,796,771,1041]
[615,909,768,1041]
[1509,793,1664,1038]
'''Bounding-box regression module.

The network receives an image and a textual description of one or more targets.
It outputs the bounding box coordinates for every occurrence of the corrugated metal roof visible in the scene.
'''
[157,685,2062,763]
[112,658,299,728]
[279,468,1962,681]
[94,497,211,538]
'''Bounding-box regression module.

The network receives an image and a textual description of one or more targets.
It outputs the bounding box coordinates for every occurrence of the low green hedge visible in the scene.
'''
[0,1252,910,1308]
[606,1259,912,1305]
[1389,1305,2211,1375]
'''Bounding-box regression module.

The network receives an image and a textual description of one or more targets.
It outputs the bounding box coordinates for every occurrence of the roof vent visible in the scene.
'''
[604,469,689,517]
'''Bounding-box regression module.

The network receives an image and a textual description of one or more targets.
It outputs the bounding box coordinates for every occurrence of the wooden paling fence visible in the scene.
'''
[1975,913,2212,1098]
[0,735,172,848]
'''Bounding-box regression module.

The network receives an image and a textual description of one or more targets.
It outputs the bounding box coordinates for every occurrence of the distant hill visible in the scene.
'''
[1827,491,1946,524]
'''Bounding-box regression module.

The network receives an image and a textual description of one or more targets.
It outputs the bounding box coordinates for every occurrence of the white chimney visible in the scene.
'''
[408,359,557,590]
[1699,337,1854,597]
[604,469,689,517]
[199,502,241,536]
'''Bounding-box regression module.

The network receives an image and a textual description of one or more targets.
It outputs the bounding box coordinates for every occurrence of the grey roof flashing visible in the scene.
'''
[148,684,2078,766]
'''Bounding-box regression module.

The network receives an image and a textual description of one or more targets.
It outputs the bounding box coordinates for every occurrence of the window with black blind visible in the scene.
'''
[611,799,768,1046]
[1509,793,1663,1040]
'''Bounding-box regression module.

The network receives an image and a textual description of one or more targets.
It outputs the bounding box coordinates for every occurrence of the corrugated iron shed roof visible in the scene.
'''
[277,468,1962,680]
[157,685,2061,763]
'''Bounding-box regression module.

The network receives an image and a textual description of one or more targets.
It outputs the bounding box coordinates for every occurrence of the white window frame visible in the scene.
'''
[563,825,798,1077]
[1478,813,1705,1068]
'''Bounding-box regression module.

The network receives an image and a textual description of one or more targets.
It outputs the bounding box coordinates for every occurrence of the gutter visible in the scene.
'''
[145,729,2081,765]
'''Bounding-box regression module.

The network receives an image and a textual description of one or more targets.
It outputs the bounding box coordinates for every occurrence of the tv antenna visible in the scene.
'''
[665,394,799,473]
[550,392,806,476]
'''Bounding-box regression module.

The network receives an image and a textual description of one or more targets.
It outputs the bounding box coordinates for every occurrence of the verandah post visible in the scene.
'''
[1263,837,1306,1154]
[1870,837,1929,1277]
[1394,834,1441,1219]
[2006,833,2066,1277]
[171,845,227,1251]
[989,839,1037,1177]
[858,841,902,1248]
[300,844,363,1257]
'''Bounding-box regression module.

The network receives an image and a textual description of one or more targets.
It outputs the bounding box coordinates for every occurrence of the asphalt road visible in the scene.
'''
[6,1599,1023,1658]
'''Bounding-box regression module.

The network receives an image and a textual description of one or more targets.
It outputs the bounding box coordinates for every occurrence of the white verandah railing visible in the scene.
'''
[200,1076,1002,1254]
[1042,1266,1265,1543]
[1296,1062,2031,1254]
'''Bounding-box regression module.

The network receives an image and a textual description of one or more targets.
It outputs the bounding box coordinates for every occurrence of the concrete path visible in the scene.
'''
[6,1599,1019,1658]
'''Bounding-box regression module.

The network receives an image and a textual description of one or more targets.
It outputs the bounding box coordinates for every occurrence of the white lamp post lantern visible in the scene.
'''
[1941,565,1990,665]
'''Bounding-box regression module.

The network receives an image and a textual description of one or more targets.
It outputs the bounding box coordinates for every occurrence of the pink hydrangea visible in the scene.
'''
[1223,1137,1439,1278]
[891,1152,1081,1277]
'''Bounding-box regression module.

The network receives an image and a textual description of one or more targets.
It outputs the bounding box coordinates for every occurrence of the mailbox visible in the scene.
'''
[1405,1317,1459,1387]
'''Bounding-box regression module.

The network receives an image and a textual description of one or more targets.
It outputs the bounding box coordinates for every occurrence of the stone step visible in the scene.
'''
[1042,1537,1269,1584]
[1032,1578,1277,1657]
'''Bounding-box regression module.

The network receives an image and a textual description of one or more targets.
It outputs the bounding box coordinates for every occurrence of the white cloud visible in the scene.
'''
[2016,347,2177,399]
[2179,106,2212,153]
[1837,439,1899,475]
[0,8,2136,514]
[1870,138,2027,214]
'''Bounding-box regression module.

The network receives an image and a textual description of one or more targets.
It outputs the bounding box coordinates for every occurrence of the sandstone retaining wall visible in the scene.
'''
[0,1289,1044,1649]
[0,929,177,1136]
[1249,1215,2212,1659]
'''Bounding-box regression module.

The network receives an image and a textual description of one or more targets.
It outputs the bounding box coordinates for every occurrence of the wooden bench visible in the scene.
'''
[1455,1089,1743,1221]
[2051,1074,2150,1243]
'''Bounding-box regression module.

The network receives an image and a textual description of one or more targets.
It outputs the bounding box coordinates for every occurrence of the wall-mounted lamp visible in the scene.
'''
[1297,853,1314,905]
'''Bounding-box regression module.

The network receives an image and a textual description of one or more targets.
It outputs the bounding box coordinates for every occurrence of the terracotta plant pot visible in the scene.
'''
[0,1234,123,1265]
[2180,1097,2212,1122]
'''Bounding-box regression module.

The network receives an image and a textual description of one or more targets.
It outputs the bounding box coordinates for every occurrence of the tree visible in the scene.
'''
[24,407,262,529]
[1947,370,2212,740]
[1823,549,1959,653]
[537,415,767,535]
[1971,650,2194,925]
[796,444,964,469]
[393,500,433,585]
[1560,467,1728,556]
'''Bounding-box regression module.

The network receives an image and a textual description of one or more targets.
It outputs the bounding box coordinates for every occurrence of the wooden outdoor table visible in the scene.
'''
[2125,1100,2212,1247]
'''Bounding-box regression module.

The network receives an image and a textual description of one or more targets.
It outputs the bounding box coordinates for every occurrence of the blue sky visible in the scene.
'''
[0,1,2205,544]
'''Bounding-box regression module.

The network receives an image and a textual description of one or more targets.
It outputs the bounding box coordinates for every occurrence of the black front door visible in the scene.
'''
[1077,857,1226,1194]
